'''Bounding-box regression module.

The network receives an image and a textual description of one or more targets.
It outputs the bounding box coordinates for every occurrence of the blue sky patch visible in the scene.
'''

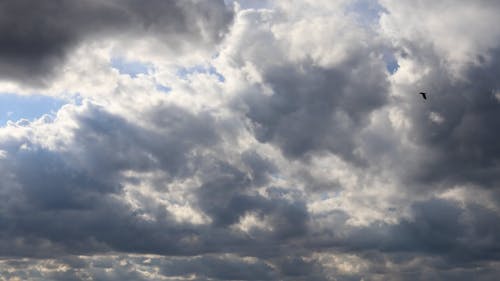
[0,93,66,125]
[382,51,399,74]
[111,57,151,78]
[177,65,225,82]
[347,0,387,26]
[156,84,172,93]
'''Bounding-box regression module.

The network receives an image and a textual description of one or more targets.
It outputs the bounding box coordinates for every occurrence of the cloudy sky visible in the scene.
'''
[1,0,500,280]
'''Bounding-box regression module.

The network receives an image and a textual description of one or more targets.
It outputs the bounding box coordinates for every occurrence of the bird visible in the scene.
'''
[419,92,427,100]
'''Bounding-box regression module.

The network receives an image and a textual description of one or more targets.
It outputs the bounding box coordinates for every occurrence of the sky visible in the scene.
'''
[1,0,500,280]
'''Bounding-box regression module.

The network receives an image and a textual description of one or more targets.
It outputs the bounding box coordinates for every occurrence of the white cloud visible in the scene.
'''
[429,111,445,124]
[380,0,500,76]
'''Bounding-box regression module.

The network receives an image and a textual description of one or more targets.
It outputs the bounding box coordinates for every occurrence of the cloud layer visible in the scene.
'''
[1,0,500,280]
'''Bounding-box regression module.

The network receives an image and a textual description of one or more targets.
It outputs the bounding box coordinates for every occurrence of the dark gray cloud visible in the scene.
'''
[0,101,308,260]
[0,0,233,85]
[302,198,500,280]
[0,100,323,280]
[160,255,277,280]
[3,197,500,280]
[242,54,389,163]
[0,102,218,257]
[72,103,220,179]
[395,46,500,190]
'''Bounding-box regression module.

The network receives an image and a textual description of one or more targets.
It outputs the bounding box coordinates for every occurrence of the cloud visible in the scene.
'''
[2,1,500,280]
[401,48,500,188]
[379,0,500,190]
[0,0,233,85]
[0,101,225,257]
[160,255,276,280]
[221,5,389,162]
[380,0,500,73]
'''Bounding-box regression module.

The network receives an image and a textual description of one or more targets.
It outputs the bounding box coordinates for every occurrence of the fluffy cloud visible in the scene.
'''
[1,1,500,280]
[380,0,500,190]
[0,0,233,85]
[218,5,389,162]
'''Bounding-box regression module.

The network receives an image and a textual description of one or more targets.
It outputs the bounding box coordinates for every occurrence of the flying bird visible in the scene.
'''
[419,92,427,100]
